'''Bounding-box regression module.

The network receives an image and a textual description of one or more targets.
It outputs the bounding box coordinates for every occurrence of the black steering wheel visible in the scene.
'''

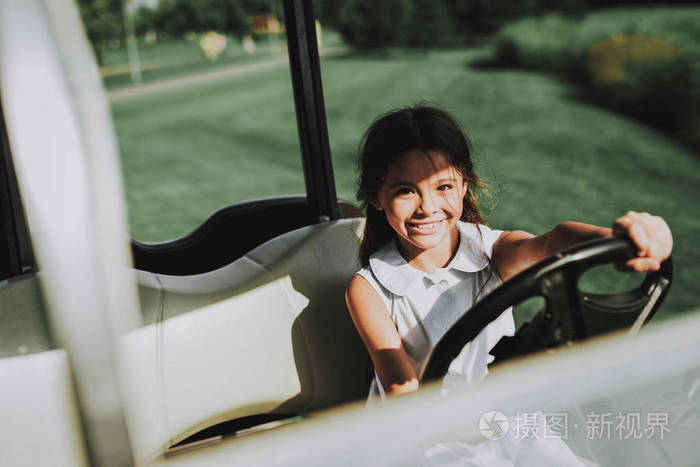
[419,236,673,382]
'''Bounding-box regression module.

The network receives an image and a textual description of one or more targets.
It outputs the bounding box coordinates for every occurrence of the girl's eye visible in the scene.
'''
[395,188,413,196]
[437,184,452,191]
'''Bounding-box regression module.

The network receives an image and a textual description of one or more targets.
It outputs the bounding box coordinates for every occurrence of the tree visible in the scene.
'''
[134,6,156,37]
[77,0,125,64]
[405,0,455,47]
[314,0,344,29]
[445,0,586,42]
[220,0,250,39]
[336,0,413,48]
[239,0,277,16]
[153,0,250,38]
[334,0,459,49]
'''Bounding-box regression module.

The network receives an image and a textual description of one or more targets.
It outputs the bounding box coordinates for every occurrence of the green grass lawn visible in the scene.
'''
[110,46,700,320]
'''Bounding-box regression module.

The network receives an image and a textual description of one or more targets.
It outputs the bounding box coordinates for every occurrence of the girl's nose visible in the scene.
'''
[417,193,439,215]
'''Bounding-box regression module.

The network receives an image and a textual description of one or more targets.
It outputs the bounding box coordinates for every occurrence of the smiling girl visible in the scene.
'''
[345,105,673,400]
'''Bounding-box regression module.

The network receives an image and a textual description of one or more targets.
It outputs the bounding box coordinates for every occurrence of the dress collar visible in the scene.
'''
[369,222,491,297]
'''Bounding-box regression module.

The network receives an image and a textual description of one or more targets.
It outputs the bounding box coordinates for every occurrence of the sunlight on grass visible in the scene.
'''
[110,19,699,318]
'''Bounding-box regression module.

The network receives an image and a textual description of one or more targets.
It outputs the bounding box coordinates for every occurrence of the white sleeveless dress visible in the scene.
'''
[355,221,515,399]
[356,221,591,466]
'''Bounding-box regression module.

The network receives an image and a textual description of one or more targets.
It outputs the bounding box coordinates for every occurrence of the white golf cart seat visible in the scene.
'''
[131,218,370,457]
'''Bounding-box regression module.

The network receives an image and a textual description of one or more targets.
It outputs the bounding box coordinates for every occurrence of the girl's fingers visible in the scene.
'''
[651,215,673,260]
[639,213,672,260]
[613,213,650,257]
[612,211,672,267]
[629,222,650,258]
[614,257,661,273]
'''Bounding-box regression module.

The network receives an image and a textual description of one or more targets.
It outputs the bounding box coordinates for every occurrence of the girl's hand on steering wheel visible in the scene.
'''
[612,211,673,272]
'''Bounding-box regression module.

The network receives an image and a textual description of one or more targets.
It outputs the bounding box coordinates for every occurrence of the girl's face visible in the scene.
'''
[372,149,467,259]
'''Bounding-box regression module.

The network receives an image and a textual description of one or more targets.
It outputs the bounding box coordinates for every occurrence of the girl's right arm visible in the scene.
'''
[346,275,419,397]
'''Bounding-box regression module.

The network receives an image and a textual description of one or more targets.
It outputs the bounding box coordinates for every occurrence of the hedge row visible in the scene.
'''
[490,9,700,149]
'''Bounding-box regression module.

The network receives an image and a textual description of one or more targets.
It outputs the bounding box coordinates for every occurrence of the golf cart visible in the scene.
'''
[0,0,697,466]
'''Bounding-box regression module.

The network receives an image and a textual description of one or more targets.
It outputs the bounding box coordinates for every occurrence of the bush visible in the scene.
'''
[493,14,595,79]
[587,35,693,131]
[446,0,586,41]
[490,10,700,149]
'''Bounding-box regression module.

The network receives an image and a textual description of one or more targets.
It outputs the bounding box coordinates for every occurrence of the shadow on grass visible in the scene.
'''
[328,47,437,62]
[466,53,513,71]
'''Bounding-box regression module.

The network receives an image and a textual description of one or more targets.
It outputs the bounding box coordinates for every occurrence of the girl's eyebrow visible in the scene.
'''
[389,176,460,189]
[389,181,415,188]
[434,177,460,185]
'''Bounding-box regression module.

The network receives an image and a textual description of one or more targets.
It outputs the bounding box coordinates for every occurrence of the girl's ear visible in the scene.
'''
[369,198,383,211]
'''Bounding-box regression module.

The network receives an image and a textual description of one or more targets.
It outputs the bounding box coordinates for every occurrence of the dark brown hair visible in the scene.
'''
[357,104,485,266]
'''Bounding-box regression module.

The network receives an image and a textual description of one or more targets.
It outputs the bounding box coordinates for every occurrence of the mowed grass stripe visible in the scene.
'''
[111,66,304,241]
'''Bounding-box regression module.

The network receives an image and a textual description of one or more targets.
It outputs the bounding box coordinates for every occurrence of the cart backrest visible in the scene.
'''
[131,218,370,456]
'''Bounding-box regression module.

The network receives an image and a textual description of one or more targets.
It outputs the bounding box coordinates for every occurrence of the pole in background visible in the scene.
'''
[122,0,142,85]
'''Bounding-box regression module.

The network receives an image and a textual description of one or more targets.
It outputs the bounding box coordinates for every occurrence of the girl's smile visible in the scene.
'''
[371,149,467,271]
[406,219,445,234]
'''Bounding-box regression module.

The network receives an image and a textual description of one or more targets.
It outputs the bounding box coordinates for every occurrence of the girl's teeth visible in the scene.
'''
[414,222,439,229]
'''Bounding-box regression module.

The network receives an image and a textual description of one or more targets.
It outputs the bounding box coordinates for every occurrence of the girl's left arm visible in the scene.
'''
[492,211,673,282]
